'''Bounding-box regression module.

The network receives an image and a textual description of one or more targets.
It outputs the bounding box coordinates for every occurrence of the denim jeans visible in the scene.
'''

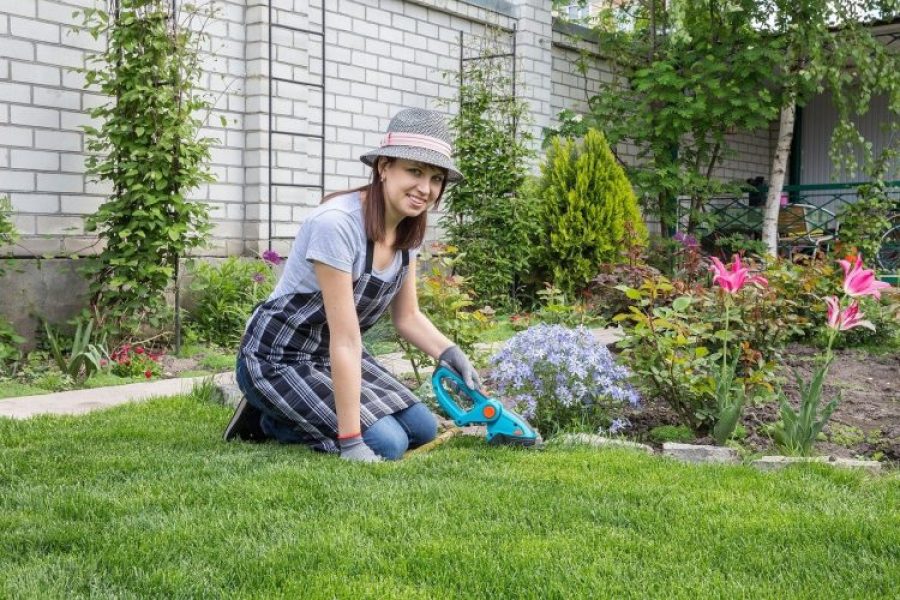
[362,402,438,460]
[235,355,437,459]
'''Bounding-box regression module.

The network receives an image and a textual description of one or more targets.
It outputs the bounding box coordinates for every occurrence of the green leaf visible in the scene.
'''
[672,296,692,312]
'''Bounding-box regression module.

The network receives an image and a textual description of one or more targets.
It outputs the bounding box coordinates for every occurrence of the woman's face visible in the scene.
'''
[379,158,446,220]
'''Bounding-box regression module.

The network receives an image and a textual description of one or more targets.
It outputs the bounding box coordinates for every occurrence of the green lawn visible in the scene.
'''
[1,396,898,599]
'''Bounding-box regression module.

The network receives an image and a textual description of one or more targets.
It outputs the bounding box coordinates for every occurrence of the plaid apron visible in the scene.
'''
[239,241,418,453]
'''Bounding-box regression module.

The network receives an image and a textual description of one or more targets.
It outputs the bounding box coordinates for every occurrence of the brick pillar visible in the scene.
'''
[513,0,553,168]
[243,1,270,255]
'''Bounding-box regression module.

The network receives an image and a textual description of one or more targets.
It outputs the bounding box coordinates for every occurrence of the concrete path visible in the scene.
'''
[0,327,624,420]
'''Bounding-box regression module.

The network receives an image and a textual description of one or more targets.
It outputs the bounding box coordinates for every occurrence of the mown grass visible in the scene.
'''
[0,382,49,399]
[1,395,897,599]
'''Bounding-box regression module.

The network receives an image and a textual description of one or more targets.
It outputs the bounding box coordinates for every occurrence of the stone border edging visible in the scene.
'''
[553,435,885,474]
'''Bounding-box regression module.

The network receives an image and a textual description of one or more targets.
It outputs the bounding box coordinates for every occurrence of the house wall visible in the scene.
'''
[800,91,898,185]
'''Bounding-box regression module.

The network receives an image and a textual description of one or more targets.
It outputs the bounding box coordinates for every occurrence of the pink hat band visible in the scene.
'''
[380,132,452,159]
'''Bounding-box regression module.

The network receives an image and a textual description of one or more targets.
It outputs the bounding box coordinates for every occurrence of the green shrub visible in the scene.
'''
[838,181,894,261]
[614,278,716,431]
[441,35,538,309]
[649,425,695,444]
[187,257,276,348]
[534,129,647,297]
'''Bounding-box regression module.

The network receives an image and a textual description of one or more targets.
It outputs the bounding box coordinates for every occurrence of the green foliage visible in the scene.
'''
[533,284,602,328]
[614,279,716,431]
[690,282,802,368]
[828,423,866,449]
[0,195,17,264]
[712,352,746,445]
[361,318,401,356]
[187,257,276,349]
[0,197,20,366]
[549,1,781,232]
[401,247,494,385]
[761,257,841,340]
[773,359,840,457]
[75,1,215,329]
[615,271,785,436]
[587,245,664,321]
[648,425,695,444]
[0,317,24,373]
[199,352,236,372]
[714,233,770,260]
[43,319,107,383]
[441,32,538,308]
[838,181,895,262]
[535,130,647,297]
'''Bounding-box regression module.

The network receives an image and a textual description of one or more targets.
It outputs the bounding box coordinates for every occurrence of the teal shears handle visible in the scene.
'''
[431,365,504,426]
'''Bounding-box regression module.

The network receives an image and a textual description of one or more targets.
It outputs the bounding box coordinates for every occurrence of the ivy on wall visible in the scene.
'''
[76,0,215,331]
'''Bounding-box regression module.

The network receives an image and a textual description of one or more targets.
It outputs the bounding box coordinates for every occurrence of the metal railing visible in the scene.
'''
[680,181,900,251]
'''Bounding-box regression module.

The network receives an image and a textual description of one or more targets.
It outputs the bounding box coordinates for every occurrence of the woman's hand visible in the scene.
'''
[338,434,382,462]
[439,345,481,390]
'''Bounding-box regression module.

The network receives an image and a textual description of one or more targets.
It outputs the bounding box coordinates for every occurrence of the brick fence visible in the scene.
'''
[0,0,774,336]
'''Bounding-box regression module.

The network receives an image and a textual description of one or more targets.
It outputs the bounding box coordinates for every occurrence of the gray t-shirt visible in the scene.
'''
[269,191,417,299]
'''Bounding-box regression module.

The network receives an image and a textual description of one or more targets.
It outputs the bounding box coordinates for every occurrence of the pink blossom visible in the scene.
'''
[838,255,892,299]
[825,296,874,332]
[709,254,768,294]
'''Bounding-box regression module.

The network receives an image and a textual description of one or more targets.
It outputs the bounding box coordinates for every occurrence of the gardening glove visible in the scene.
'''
[439,345,481,391]
[338,434,382,463]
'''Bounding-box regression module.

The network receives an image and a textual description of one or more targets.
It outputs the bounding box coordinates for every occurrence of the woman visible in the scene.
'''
[226,108,480,462]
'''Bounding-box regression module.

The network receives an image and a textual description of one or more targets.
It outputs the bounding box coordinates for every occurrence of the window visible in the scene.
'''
[564,4,590,21]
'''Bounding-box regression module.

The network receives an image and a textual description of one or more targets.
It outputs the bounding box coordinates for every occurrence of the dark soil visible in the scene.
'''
[623,343,899,463]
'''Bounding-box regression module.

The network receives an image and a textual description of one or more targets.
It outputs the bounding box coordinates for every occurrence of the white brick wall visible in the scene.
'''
[1,0,779,260]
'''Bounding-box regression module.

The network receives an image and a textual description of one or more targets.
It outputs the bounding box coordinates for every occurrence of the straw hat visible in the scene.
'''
[359,108,463,182]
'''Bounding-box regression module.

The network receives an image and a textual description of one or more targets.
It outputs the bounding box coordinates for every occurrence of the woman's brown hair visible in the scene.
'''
[320,157,448,250]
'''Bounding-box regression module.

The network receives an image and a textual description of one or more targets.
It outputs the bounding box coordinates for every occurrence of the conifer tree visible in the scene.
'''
[536,129,646,297]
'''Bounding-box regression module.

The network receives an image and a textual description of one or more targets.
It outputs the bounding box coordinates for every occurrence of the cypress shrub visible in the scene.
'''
[535,129,647,297]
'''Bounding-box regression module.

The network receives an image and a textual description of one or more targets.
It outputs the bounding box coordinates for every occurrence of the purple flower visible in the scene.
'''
[607,417,631,435]
[262,249,283,266]
[252,272,266,284]
[488,324,640,421]
[673,231,699,248]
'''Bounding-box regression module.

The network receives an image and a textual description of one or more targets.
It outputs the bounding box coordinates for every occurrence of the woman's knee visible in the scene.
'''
[396,403,438,448]
[363,416,409,460]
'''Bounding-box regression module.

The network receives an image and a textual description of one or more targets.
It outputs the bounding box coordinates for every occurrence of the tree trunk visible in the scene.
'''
[762,100,796,255]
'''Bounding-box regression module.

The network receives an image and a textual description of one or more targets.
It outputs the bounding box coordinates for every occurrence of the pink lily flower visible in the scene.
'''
[825,296,875,331]
[709,254,768,294]
[838,255,892,299]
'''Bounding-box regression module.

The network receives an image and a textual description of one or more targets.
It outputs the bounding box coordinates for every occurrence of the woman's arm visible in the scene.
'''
[314,261,363,437]
[390,257,453,358]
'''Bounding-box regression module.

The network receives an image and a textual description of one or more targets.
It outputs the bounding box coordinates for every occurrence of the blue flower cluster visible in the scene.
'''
[489,324,640,421]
